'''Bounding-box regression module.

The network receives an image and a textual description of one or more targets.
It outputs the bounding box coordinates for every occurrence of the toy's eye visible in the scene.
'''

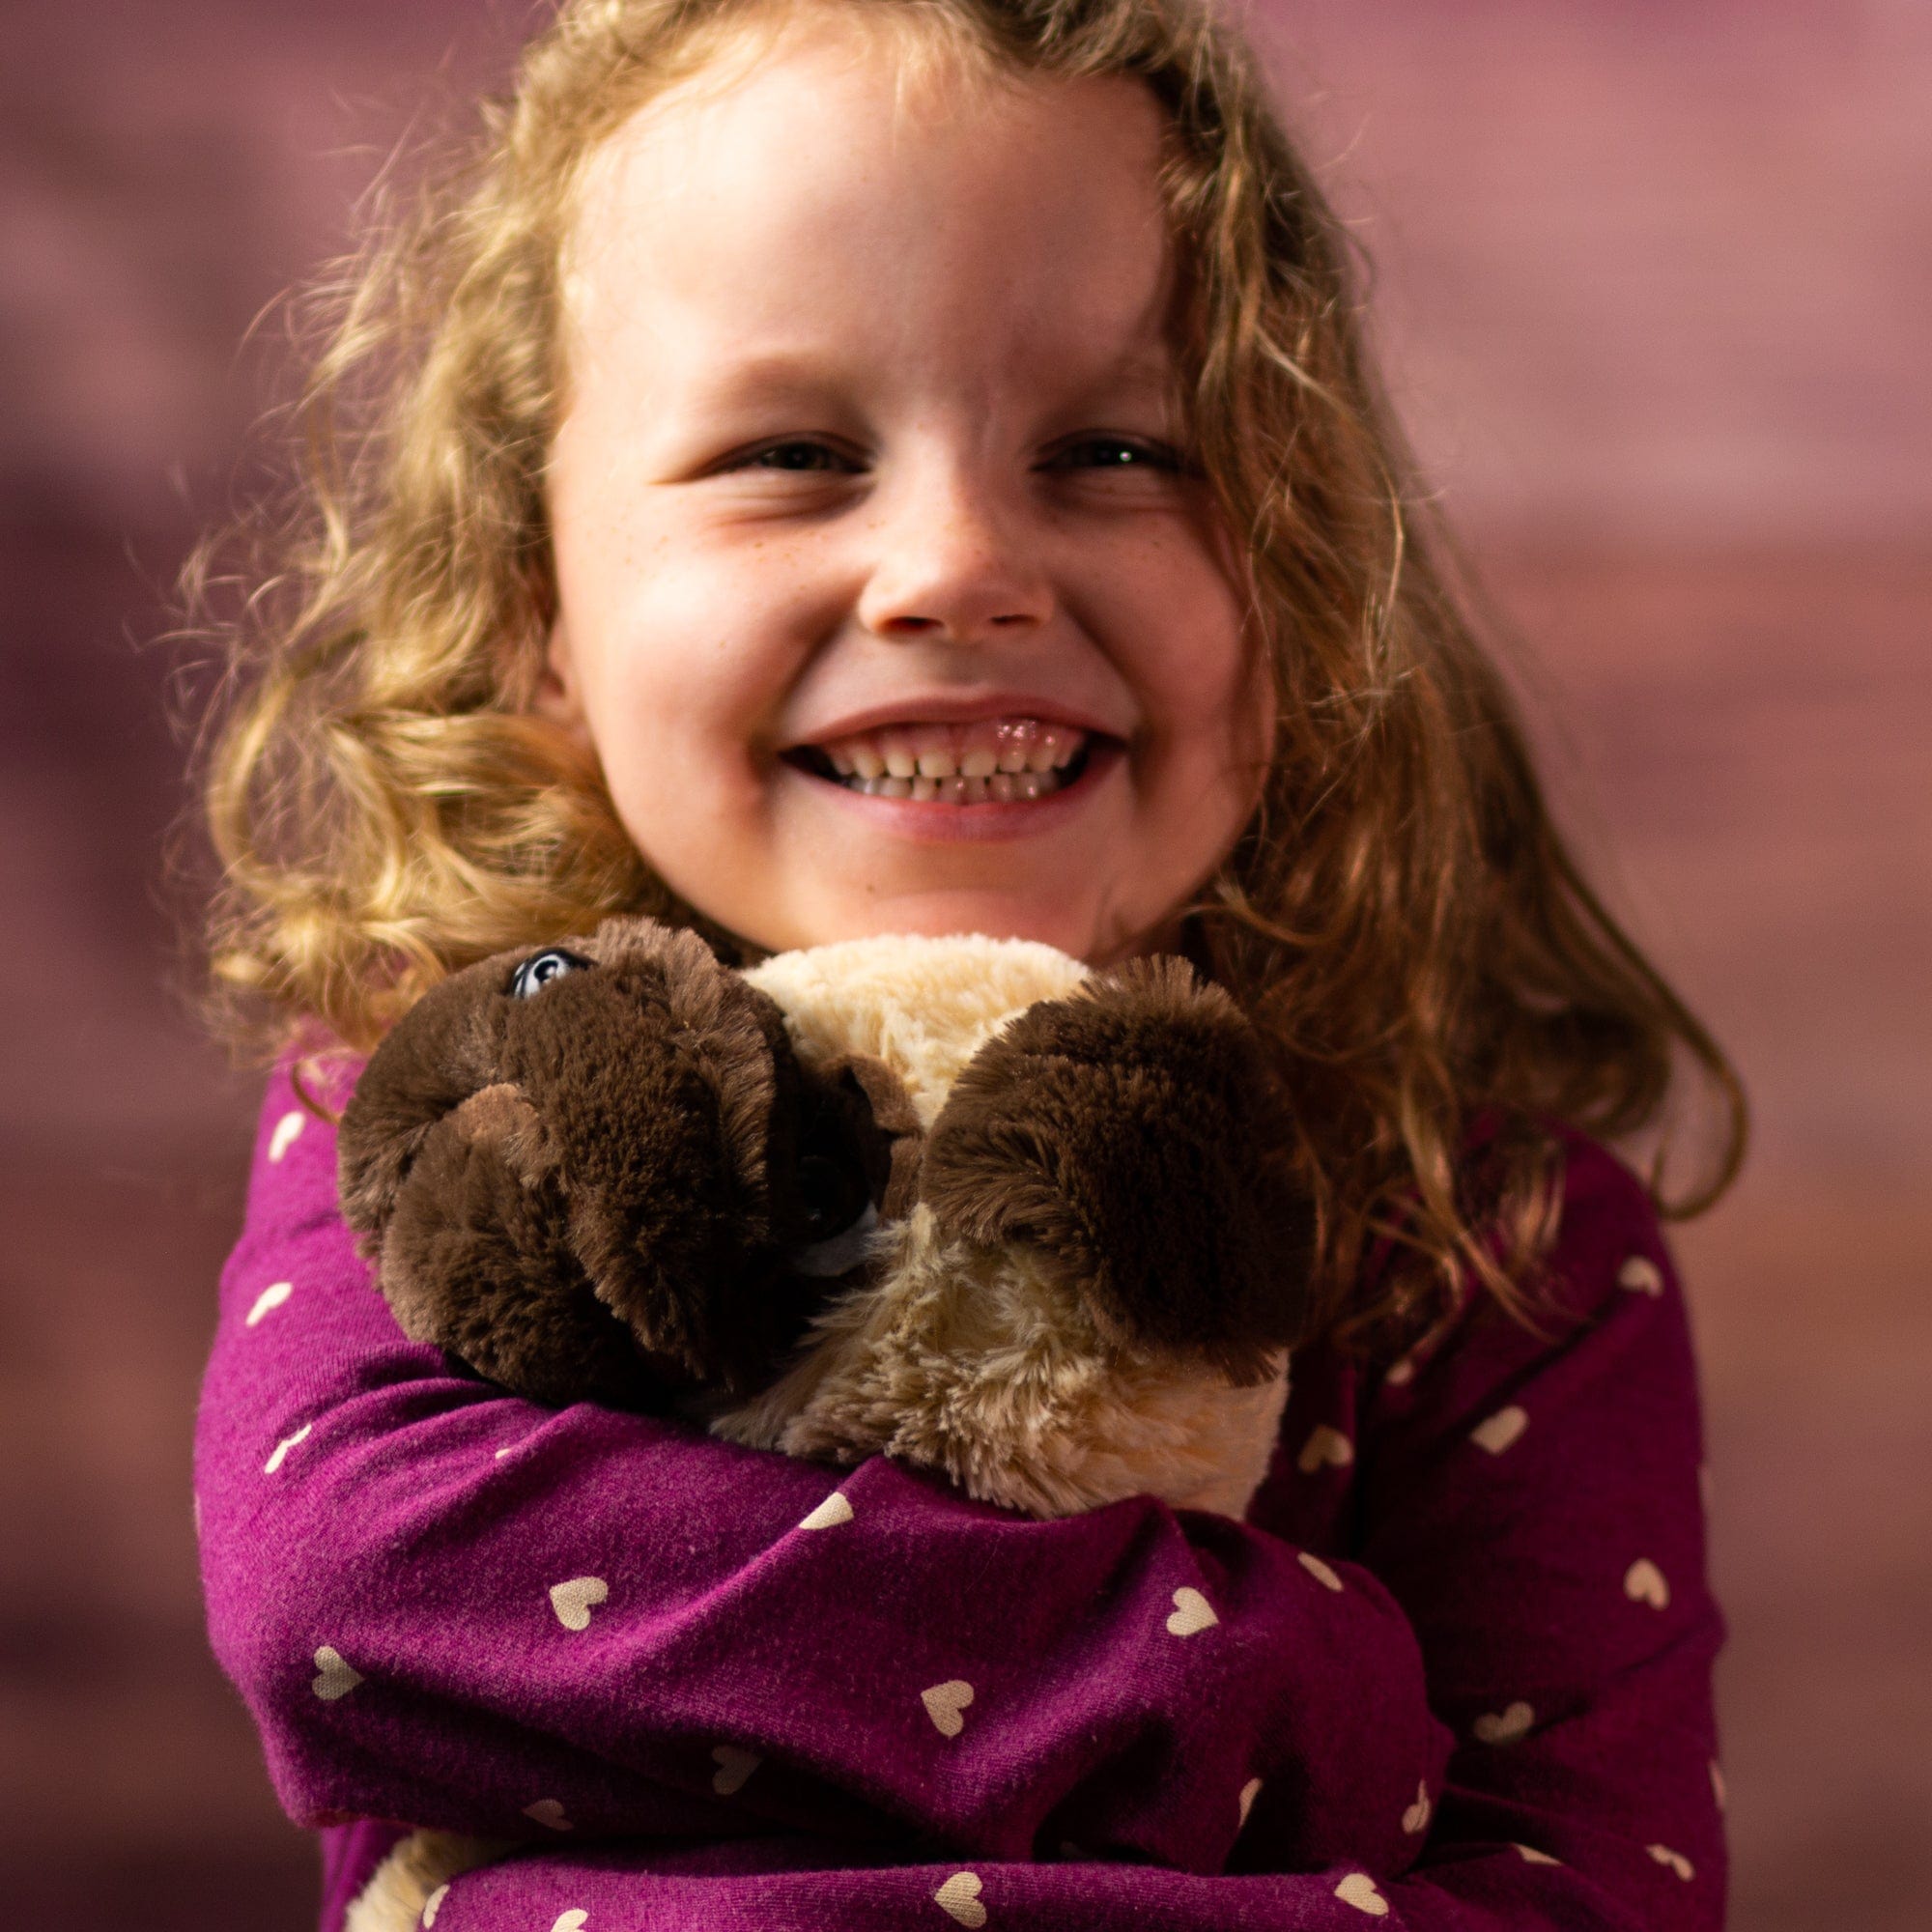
[790,1151,878,1278]
[508,949,592,999]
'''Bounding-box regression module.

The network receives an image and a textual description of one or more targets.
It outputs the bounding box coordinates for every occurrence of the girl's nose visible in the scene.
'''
[856,462,1055,645]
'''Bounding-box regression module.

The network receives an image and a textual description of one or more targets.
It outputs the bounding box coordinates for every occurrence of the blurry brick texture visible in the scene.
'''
[1,2,1926,1926]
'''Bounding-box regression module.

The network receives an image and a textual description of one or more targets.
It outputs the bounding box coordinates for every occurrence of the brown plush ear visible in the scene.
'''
[920,956,1317,1382]
[340,915,823,1403]
[338,954,512,1243]
[378,1084,676,1407]
[509,921,815,1392]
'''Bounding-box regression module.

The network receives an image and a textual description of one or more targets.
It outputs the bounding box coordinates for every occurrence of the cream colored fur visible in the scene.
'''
[350,935,1287,1931]
[742,932,1089,1128]
[732,936,1289,1517]
[345,1830,511,1932]
[715,1203,1286,1518]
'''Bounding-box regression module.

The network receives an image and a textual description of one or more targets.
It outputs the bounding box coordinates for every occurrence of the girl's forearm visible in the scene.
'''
[200,1069,1447,1876]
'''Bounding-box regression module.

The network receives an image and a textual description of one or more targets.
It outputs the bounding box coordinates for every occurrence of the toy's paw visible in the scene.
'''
[379,1083,671,1406]
[920,956,1317,1381]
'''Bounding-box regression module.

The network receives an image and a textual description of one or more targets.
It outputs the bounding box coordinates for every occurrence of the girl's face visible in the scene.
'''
[540,15,1270,963]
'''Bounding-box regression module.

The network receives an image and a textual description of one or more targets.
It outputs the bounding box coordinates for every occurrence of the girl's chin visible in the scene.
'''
[735,889,1092,961]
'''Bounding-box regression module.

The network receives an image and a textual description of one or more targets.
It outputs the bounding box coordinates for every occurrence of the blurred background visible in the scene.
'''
[1,0,1925,1924]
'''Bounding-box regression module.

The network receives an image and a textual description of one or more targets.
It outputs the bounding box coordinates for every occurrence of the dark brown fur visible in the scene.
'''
[340,918,828,1399]
[340,920,1311,1412]
[922,956,1318,1382]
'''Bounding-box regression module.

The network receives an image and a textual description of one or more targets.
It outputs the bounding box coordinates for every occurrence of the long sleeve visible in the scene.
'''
[1233,1123,1727,1927]
[387,1127,1726,1931]
[195,1062,1451,1895]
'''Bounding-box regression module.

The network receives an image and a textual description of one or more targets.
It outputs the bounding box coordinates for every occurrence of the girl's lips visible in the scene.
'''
[783,736,1123,841]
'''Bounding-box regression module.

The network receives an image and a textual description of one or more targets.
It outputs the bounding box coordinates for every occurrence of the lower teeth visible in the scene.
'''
[843,769,1065,803]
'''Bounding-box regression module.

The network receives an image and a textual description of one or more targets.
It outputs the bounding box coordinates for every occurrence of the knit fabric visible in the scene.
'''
[196,1061,1724,1929]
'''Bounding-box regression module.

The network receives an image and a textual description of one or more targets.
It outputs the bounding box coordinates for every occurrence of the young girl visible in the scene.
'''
[193,1,1745,1927]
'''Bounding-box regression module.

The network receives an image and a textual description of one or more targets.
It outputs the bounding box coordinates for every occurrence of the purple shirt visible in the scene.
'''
[197,1061,1725,1929]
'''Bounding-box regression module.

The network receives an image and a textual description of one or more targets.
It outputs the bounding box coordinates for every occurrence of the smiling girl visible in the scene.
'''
[193,3,1744,1928]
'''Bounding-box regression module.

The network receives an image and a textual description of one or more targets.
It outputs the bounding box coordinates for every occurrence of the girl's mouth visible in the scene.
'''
[784,716,1098,805]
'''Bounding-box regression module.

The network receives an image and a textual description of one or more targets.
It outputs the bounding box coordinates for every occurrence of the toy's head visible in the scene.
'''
[339,917,1315,1514]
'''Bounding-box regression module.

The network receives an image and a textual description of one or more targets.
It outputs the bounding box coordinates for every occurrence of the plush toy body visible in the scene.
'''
[724,935,1296,1518]
[335,918,1315,1930]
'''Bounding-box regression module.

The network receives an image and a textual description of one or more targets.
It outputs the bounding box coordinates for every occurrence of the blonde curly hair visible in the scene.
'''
[193,0,1745,1350]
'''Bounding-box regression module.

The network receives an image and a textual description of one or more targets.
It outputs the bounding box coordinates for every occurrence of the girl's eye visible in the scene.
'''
[735,440,860,474]
[508,949,592,999]
[1044,436,1184,474]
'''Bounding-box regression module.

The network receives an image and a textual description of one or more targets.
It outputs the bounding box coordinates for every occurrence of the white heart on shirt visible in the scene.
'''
[1335,1872,1390,1916]
[712,1745,760,1795]
[1297,1550,1344,1592]
[1165,1587,1219,1636]
[552,1913,589,1932]
[922,1680,975,1737]
[1402,1780,1432,1833]
[1473,1700,1535,1744]
[263,1423,313,1474]
[933,1872,987,1927]
[268,1110,305,1162]
[1624,1558,1670,1609]
[1237,1776,1263,1828]
[524,1798,572,1830]
[245,1281,294,1327]
[1471,1406,1528,1455]
[548,1577,610,1631]
[1296,1425,1354,1474]
[799,1491,854,1530]
[1618,1255,1663,1296]
[422,1882,449,1925]
[1648,1843,1695,1881]
[310,1646,361,1701]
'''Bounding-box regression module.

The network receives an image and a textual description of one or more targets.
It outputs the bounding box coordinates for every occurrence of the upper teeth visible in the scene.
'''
[820,718,1083,782]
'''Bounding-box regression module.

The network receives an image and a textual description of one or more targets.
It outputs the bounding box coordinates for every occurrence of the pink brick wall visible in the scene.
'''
[2,4,1924,1924]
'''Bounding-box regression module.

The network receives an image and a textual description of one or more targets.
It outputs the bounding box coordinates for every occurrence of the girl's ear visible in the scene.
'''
[531,616,590,745]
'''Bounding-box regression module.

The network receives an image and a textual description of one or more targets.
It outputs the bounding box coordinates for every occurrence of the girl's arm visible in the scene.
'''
[394,1132,1726,1931]
[1241,1128,1726,1926]
[199,1064,1449,1880]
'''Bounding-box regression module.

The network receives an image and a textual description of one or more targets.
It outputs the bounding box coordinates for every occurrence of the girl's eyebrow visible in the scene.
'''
[696,351,849,407]
[1057,349,1176,412]
[690,345,1178,416]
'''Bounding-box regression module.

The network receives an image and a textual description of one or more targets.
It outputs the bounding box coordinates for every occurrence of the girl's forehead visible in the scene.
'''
[562,23,1178,398]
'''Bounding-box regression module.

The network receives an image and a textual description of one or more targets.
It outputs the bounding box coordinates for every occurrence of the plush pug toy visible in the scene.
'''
[335,917,1318,1929]
[337,915,1317,1519]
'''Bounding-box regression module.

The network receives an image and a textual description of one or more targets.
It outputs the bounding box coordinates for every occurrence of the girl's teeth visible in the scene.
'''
[810,715,1093,803]
[838,766,1074,804]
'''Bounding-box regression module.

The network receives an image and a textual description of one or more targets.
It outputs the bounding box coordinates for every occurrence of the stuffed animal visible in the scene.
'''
[334,915,1316,1929]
